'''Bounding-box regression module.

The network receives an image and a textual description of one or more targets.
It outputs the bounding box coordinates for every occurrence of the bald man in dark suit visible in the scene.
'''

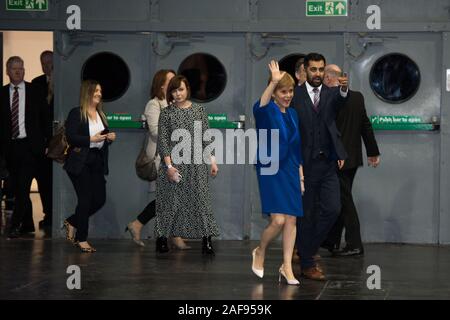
[323,64,380,256]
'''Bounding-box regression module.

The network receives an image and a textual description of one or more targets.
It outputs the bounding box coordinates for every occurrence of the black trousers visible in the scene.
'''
[137,200,155,225]
[296,157,341,268]
[9,139,39,230]
[67,149,106,242]
[36,157,53,224]
[326,168,363,250]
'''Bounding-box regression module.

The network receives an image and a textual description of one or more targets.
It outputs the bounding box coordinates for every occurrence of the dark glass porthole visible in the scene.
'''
[369,53,420,104]
[178,53,227,103]
[279,53,306,86]
[82,52,130,102]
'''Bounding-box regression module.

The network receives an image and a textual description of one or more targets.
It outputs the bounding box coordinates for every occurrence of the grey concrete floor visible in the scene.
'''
[0,238,449,300]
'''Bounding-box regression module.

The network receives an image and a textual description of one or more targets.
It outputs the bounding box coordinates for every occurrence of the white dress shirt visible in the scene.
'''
[89,111,105,149]
[9,81,27,139]
[305,81,348,106]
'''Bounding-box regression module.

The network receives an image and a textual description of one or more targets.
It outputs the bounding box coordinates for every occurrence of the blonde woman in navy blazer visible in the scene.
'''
[63,80,116,253]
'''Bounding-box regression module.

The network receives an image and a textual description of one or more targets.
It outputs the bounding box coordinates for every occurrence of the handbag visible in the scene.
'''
[47,124,69,164]
[135,134,159,181]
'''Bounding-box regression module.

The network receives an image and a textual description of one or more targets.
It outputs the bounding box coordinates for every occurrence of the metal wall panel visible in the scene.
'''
[248,33,344,239]
[53,31,152,238]
[152,33,248,239]
[348,33,441,243]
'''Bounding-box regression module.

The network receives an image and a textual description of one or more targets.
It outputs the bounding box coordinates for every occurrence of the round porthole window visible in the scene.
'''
[81,52,130,102]
[369,53,420,104]
[178,53,227,103]
[279,53,306,86]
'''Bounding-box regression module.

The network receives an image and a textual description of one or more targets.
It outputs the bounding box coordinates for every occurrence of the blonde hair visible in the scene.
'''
[268,72,295,91]
[79,79,107,124]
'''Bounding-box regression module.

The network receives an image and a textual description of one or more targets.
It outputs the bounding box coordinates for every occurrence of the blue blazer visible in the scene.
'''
[253,100,302,168]
[291,84,348,166]
[63,107,110,176]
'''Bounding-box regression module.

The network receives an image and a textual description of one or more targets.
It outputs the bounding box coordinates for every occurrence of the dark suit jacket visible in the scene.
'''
[0,82,49,165]
[292,83,348,167]
[336,90,380,170]
[32,74,54,136]
[63,107,110,176]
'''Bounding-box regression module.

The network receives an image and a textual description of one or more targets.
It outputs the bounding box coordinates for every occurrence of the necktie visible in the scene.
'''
[11,86,20,139]
[313,87,320,112]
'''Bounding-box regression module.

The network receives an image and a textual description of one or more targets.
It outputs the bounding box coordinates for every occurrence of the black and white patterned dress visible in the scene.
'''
[155,103,220,239]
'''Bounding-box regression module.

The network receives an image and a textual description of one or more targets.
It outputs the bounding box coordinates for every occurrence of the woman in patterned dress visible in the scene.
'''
[155,75,219,255]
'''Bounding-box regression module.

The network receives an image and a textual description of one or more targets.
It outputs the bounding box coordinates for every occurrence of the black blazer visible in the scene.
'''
[32,74,54,135]
[63,107,110,176]
[336,90,380,170]
[0,82,49,163]
[292,84,348,167]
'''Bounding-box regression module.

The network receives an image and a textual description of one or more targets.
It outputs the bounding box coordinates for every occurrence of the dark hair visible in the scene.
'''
[166,75,191,105]
[304,53,326,68]
[40,50,53,60]
[150,69,176,100]
[295,57,305,73]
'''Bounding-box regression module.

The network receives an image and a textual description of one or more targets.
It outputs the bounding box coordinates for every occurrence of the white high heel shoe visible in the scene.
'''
[279,265,300,285]
[252,247,264,278]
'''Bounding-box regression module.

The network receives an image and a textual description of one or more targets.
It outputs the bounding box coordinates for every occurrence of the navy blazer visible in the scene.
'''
[63,107,110,176]
[292,83,348,167]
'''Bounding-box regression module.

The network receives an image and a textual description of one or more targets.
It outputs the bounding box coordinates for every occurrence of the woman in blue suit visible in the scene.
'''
[252,61,304,285]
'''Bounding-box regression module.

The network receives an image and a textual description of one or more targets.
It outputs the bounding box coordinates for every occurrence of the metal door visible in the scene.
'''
[249,33,344,239]
[347,33,441,243]
[53,31,152,238]
[152,33,248,239]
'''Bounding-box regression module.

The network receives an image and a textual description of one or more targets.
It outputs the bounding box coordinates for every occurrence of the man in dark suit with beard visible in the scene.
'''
[0,56,49,238]
[291,53,348,280]
[323,64,380,256]
[32,50,54,231]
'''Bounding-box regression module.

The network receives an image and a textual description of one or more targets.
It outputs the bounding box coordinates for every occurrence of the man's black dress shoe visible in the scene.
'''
[8,227,22,238]
[335,247,364,257]
[320,241,339,253]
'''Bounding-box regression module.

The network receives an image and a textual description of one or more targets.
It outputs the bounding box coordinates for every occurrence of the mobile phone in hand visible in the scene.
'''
[101,129,110,135]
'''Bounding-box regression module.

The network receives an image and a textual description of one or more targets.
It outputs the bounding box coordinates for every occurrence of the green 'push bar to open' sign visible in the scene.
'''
[106,113,240,129]
[370,115,438,131]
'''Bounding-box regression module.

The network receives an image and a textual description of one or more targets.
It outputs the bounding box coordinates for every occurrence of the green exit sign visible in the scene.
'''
[306,0,347,17]
[6,0,48,11]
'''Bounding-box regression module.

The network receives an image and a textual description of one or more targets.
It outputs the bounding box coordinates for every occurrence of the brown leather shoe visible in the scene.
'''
[302,266,326,281]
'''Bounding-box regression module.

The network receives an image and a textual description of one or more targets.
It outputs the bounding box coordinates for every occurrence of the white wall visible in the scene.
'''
[2,31,53,85]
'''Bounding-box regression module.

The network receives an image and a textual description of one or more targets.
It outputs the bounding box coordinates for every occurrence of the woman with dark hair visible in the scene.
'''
[63,80,116,252]
[125,69,188,250]
[155,75,219,254]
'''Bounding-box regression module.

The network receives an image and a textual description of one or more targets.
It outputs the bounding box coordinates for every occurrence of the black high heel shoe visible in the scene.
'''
[62,220,75,243]
[156,237,169,253]
[202,236,215,255]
